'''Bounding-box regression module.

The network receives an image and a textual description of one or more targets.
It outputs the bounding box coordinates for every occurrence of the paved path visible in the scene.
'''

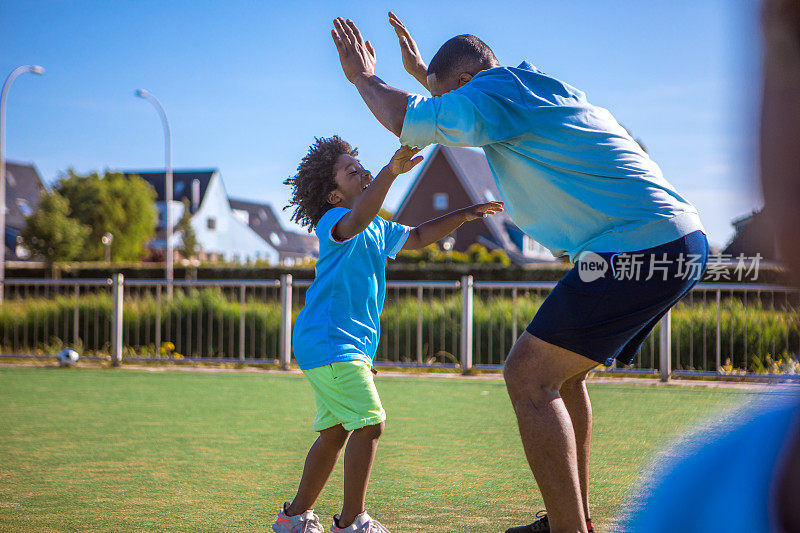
[3,360,798,391]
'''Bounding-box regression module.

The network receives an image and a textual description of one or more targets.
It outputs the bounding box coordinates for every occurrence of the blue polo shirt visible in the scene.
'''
[400,61,705,261]
[292,207,411,370]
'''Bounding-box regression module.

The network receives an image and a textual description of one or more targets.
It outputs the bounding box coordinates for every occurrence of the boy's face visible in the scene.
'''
[327,153,373,208]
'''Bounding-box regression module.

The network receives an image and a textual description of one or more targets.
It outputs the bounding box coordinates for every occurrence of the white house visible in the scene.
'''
[123,169,279,263]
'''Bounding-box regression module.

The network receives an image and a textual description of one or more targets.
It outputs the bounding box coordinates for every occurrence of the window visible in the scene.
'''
[433,193,448,210]
[207,217,216,230]
[269,232,282,246]
[16,198,32,216]
[6,171,16,187]
[174,181,186,194]
[523,234,545,256]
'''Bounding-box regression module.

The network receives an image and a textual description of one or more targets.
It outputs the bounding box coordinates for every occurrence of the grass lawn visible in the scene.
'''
[0,366,785,532]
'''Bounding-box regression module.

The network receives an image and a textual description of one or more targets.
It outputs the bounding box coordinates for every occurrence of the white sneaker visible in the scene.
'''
[272,503,325,533]
[331,511,390,532]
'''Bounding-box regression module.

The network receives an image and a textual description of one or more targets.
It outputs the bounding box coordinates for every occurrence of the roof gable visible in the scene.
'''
[229,197,317,255]
[3,161,46,229]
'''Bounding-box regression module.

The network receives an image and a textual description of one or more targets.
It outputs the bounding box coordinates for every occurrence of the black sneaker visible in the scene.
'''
[505,511,595,533]
[505,510,549,532]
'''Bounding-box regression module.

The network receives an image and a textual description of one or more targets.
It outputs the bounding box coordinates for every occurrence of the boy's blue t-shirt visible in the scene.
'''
[292,207,411,370]
[400,61,705,262]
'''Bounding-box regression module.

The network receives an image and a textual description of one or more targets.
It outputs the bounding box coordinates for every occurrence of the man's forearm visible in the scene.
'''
[353,74,409,137]
[405,210,467,250]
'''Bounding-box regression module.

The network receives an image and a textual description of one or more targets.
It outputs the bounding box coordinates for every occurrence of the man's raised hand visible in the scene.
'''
[332,17,376,84]
[388,11,429,90]
[462,201,505,221]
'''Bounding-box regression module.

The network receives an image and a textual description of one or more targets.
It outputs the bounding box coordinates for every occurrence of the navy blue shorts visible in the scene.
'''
[527,230,709,366]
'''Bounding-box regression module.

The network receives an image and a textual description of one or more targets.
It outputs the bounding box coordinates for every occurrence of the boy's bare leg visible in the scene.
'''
[504,332,597,533]
[286,424,350,516]
[339,421,385,527]
[560,370,593,520]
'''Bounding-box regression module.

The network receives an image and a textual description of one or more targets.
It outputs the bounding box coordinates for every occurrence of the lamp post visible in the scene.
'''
[134,89,173,297]
[102,232,113,263]
[0,65,45,304]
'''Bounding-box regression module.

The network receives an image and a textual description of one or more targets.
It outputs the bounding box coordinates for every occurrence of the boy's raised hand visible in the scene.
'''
[332,17,376,84]
[462,201,505,221]
[388,12,428,90]
[388,145,424,176]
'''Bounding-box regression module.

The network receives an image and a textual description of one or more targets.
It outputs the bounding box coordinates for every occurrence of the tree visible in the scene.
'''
[21,190,90,264]
[56,170,157,261]
[177,198,199,259]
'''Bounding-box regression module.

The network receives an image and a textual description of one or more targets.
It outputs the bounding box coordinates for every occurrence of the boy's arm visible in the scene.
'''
[333,146,423,242]
[402,202,504,250]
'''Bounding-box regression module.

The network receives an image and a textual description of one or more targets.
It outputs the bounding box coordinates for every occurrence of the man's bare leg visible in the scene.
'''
[560,370,593,521]
[286,424,350,516]
[504,332,598,533]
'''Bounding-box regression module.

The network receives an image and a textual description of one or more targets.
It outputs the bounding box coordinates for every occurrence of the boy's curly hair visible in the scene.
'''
[283,135,358,231]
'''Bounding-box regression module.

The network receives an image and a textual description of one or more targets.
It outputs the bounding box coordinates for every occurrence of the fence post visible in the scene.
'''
[416,286,423,364]
[155,285,162,353]
[239,285,246,361]
[73,284,80,345]
[279,274,293,370]
[460,275,473,375]
[659,308,671,382]
[715,289,721,371]
[111,273,124,367]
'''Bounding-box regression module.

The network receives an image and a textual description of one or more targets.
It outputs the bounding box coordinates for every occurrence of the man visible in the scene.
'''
[331,14,708,533]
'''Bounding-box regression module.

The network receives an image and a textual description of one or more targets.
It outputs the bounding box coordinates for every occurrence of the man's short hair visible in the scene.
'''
[427,34,499,82]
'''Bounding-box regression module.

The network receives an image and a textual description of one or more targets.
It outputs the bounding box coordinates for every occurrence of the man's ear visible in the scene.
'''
[327,190,342,205]
[458,73,474,87]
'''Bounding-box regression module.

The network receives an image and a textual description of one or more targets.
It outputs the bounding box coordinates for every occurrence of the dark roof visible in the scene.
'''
[229,197,318,256]
[284,231,319,256]
[122,169,215,212]
[4,161,46,230]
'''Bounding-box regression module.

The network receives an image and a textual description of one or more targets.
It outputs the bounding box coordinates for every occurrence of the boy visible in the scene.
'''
[272,135,503,533]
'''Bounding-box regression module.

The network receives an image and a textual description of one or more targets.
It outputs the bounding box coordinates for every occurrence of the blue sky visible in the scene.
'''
[1,0,762,248]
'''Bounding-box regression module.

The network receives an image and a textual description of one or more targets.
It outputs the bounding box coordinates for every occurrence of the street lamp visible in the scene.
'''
[0,65,45,304]
[134,88,173,296]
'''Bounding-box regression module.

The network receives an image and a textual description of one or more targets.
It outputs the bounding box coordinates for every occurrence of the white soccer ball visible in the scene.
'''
[57,348,80,367]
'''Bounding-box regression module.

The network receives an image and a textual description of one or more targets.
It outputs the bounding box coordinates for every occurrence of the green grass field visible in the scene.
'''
[0,366,784,532]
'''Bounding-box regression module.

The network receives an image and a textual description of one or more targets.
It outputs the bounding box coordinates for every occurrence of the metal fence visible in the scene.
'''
[0,275,798,381]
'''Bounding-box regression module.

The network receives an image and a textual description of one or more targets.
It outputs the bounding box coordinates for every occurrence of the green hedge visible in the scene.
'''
[0,289,797,373]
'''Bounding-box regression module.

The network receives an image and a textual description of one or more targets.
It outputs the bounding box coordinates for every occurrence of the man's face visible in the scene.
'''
[427,72,474,97]
[328,154,373,208]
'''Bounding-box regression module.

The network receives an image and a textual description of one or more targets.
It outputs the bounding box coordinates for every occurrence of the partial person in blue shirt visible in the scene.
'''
[273,135,503,533]
[624,2,800,531]
[332,13,709,533]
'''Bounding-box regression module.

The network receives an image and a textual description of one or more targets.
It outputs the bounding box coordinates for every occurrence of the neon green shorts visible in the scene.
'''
[304,360,386,432]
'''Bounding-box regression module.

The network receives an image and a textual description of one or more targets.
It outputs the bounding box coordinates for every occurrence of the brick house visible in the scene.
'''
[393,145,554,264]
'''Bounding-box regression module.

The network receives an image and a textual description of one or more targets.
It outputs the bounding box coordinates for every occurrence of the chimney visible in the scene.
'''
[192,179,200,212]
